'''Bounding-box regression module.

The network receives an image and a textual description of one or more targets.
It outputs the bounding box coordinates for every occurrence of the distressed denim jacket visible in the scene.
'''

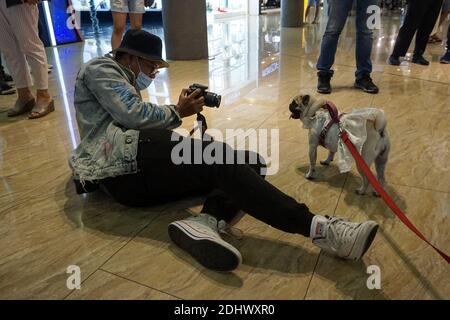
[69,55,181,182]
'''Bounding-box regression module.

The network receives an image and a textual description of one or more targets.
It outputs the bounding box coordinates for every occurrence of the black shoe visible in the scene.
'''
[387,55,401,66]
[317,72,332,94]
[412,54,430,66]
[3,73,13,82]
[0,83,15,95]
[354,74,379,94]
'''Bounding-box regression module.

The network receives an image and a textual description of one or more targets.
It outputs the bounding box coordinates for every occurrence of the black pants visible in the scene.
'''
[0,54,5,80]
[101,129,314,237]
[391,0,443,57]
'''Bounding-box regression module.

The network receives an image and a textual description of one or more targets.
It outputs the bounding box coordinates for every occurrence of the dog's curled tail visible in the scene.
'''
[374,109,388,137]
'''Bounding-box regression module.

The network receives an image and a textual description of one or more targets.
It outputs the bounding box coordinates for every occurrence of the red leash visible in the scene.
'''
[340,129,450,264]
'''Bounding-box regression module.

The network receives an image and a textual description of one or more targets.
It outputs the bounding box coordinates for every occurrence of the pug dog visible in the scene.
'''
[289,94,390,196]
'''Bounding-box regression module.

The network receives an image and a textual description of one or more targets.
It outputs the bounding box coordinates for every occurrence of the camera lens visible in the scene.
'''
[204,92,222,108]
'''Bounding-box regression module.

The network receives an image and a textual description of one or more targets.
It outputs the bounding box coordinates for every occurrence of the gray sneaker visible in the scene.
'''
[168,214,242,272]
[310,215,378,261]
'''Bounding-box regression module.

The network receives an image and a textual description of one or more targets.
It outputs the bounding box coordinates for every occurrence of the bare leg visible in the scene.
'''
[7,87,35,117]
[36,89,51,104]
[111,12,127,50]
[313,4,320,23]
[439,11,450,30]
[129,13,143,30]
[305,5,311,23]
[431,11,449,39]
[17,87,34,103]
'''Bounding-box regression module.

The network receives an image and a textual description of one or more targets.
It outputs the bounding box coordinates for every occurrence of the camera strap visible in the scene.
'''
[189,113,212,140]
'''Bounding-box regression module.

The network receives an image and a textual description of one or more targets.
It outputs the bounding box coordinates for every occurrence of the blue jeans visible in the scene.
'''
[317,0,377,79]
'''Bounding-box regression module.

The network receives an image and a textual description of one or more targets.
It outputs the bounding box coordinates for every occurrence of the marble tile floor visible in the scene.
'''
[0,12,449,299]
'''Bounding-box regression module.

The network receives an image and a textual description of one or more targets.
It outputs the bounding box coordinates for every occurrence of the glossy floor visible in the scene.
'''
[0,11,449,300]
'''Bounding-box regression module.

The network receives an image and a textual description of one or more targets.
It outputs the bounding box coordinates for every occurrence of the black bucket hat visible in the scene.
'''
[113,29,169,68]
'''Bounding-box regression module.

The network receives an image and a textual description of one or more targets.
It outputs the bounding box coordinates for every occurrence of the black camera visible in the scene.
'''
[188,83,221,108]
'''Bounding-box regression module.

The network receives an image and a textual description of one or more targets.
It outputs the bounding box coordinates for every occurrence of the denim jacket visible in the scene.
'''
[69,55,181,182]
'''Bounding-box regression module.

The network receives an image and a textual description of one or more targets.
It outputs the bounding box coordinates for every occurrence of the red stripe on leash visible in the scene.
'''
[340,130,450,264]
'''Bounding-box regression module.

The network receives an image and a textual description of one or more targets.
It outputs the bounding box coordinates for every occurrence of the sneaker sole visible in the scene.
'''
[0,88,16,95]
[440,60,450,64]
[168,222,242,272]
[349,222,379,260]
[354,84,379,94]
[317,88,332,94]
[411,61,430,66]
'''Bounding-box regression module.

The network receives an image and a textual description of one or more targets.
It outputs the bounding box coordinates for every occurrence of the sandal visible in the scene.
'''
[29,100,55,119]
[7,99,36,117]
[428,35,442,43]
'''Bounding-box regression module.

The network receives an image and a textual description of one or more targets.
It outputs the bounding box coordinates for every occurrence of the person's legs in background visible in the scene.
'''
[354,0,379,93]
[316,0,354,93]
[305,3,313,23]
[305,0,320,23]
[0,2,36,112]
[111,11,128,50]
[10,4,53,118]
[111,0,145,50]
[413,0,444,65]
[129,13,144,30]
[0,2,54,118]
[430,0,450,42]
[389,0,427,65]
[128,0,145,29]
[110,0,130,50]
[312,1,321,23]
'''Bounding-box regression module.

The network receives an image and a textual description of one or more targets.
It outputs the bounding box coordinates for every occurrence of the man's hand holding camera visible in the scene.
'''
[176,89,205,118]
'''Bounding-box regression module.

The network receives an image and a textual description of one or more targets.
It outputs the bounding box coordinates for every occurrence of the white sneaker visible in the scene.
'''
[168,214,242,272]
[310,215,378,261]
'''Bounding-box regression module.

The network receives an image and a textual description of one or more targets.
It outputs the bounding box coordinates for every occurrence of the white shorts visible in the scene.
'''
[110,0,145,13]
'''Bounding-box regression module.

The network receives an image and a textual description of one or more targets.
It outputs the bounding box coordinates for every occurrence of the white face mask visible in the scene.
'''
[135,58,153,90]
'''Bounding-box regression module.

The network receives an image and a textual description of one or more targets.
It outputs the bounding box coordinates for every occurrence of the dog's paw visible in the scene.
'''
[305,171,317,180]
[320,160,331,166]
